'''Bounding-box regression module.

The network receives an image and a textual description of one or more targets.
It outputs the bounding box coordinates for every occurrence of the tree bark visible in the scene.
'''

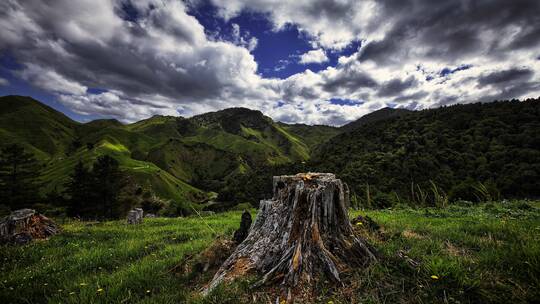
[0,209,60,244]
[205,173,377,295]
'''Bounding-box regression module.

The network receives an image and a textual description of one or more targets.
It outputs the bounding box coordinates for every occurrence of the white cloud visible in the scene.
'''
[0,0,271,122]
[17,63,87,95]
[209,0,378,50]
[0,0,538,126]
[230,23,258,52]
[299,49,328,64]
[0,77,9,86]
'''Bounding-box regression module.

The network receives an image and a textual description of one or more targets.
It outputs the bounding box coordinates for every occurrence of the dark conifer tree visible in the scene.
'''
[0,144,40,209]
[64,160,93,217]
[92,155,125,218]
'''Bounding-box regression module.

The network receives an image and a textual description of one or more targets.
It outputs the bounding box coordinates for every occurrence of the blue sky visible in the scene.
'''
[0,0,539,125]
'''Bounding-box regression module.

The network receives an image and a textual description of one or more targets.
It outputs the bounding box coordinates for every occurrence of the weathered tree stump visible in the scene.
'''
[0,209,60,244]
[205,173,377,296]
[127,208,144,224]
[233,210,252,244]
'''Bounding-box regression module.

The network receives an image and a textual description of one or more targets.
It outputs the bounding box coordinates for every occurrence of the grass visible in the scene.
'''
[1,201,539,303]
[0,211,247,304]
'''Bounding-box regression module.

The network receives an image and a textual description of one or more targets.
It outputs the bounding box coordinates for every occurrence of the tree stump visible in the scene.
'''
[205,173,377,296]
[0,209,60,244]
[127,208,144,224]
[233,210,252,244]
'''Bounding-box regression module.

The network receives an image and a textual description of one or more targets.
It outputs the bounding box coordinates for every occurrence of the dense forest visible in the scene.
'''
[0,95,539,218]
[312,99,540,208]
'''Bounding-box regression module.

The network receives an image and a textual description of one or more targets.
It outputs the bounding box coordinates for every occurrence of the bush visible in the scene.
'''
[141,195,166,213]
[449,180,478,202]
[371,192,396,209]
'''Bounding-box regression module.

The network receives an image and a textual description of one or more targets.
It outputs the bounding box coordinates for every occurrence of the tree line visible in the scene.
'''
[312,98,540,208]
[0,144,126,219]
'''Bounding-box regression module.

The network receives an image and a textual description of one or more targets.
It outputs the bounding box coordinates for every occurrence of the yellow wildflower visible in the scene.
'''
[97,288,104,292]
[431,275,439,280]
[356,222,363,225]
[146,290,151,293]
[80,283,87,286]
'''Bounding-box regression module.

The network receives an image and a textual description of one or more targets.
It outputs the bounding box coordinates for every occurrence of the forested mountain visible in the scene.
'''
[340,107,412,133]
[312,99,540,207]
[1,95,539,216]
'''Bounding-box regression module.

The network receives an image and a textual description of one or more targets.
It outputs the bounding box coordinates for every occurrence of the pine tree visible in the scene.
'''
[0,144,40,209]
[92,155,125,219]
[64,160,93,217]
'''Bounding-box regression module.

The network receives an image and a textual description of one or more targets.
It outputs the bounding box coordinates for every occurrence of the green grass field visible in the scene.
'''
[1,201,539,303]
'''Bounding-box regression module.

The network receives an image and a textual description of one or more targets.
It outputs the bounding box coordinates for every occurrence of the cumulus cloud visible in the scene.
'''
[0,0,539,126]
[0,0,270,121]
[0,77,9,86]
[231,23,258,51]
[299,49,328,64]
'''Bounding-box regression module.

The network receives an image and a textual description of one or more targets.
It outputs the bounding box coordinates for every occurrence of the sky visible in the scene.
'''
[0,0,539,125]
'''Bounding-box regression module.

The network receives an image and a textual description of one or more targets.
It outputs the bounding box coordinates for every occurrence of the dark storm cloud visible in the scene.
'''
[482,81,540,102]
[302,0,354,21]
[359,0,540,64]
[377,76,417,97]
[477,68,534,86]
[1,0,539,125]
[0,0,265,121]
[322,67,378,93]
[392,91,429,103]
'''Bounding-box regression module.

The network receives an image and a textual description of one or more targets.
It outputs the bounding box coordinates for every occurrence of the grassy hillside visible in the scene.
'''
[4,95,539,212]
[0,96,206,211]
[1,201,538,303]
[313,99,540,207]
[0,96,79,159]
[277,122,340,150]
[0,96,322,212]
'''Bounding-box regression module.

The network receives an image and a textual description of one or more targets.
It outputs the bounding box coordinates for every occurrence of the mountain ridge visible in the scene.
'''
[0,95,342,212]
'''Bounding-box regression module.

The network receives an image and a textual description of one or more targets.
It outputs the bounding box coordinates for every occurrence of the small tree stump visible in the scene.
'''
[205,173,377,296]
[127,208,144,224]
[233,210,252,244]
[0,209,60,244]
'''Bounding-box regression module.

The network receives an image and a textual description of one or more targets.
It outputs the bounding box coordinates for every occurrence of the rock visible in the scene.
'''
[12,232,33,245]
[233,210,252,244]
[145,213,156,218]
[127,208,144,224]
[0,209,60,245]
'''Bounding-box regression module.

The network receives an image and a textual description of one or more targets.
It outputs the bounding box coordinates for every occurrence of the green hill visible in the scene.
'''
[0,96,205,211]
[277,122,340,149]
[4,95,539,212]
[312,99,540,207]
[0,95,79,159]
[0,96,325,212]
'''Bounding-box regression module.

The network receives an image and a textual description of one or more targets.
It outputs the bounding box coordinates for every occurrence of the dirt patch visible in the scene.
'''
[478,234,504,246]
[444,240,470,257]
[401,230,425,239]
[172,237,236,277]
